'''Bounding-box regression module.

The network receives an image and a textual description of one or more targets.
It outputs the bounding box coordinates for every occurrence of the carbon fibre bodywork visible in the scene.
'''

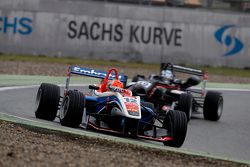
[128,63,223,121]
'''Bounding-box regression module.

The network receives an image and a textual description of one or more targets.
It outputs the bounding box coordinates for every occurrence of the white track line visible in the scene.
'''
[207,88,250,92]
[0,112,46,124]
[0,85,39,91]
[0,84,250,92]
[0,84,88,92]
[193,87,250,92]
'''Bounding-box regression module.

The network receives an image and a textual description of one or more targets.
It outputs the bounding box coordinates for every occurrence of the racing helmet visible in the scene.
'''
[161,70,174,80]
[110,79,124,89]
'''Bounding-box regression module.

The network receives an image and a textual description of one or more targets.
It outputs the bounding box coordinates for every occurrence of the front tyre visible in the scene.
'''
[163,110,187,148]
[203,91,223,121]
[35,83,60,121]
[59,90,85,128]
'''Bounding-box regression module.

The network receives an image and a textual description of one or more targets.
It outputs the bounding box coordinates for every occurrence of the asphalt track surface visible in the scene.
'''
[0,85,250,162]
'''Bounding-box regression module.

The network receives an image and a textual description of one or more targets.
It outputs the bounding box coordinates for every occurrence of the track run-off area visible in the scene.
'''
[0,74,250,164]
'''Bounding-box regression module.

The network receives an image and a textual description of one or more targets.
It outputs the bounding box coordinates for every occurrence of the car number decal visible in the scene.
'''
[123,97,137,103]
[137,81,152,88]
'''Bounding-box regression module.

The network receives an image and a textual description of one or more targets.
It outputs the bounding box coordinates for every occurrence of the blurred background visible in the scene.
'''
[0,0,250,68]
[93,0,250,12]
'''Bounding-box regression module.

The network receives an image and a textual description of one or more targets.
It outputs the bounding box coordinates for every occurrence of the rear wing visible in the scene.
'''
[160,63,208,96]
[69,66,127,83]
[160,63,206,77]
[65,65,128,93]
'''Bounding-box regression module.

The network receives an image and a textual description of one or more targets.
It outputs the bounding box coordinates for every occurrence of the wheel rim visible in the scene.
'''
[60,96,69,119]
[34,88,42,112]
[217,97,223,117]
[188,97,193,119]
[165,112,173,136]
[188,102,192,119]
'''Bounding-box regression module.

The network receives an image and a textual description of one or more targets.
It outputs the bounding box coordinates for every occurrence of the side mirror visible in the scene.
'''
[131,84,146,97]
[132,75,145,82]
[89,85,99,90]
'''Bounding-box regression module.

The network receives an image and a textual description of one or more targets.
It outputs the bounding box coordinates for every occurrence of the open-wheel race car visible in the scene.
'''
[128,63,223,122]
[34,66,188,147]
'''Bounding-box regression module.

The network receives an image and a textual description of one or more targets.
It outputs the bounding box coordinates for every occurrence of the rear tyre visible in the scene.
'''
[35,83,60,121]
[177,93,193,122]
[163,110,187,148]
[59,90,85,128]
[203,91,223,121]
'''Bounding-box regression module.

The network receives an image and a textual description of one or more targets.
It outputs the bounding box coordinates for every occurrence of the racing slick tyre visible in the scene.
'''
[176,93,193,122]
[131,75,145,82]
[59,90,85,128]
[203,91,223,121]
[163,110,187,148]
[35,83,60,121]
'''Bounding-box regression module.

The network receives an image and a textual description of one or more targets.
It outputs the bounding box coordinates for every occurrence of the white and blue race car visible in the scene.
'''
[34,66,187,147]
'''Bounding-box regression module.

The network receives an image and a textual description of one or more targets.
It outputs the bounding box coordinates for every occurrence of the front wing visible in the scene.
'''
[84,114,173,143]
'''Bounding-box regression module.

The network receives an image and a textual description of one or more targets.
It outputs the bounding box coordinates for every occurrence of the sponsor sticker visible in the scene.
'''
[125,102,139,112]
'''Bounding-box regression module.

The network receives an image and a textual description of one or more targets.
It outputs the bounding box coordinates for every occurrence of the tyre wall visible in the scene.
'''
[0,0,250,67]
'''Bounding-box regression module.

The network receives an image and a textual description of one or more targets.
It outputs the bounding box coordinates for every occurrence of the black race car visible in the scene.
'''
[127,63,223,122]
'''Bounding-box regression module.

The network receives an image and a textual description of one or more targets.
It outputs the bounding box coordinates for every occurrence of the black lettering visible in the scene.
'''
[78,22,89,39]
[67,20,77,39]
[90,22,100,40]
[141,27,151,44]
[175,29,182,47]
[129,25,140,43]
[102,23,112,41]
[153,27,162,45]
[114,24,123,42]
[163,28,174,45]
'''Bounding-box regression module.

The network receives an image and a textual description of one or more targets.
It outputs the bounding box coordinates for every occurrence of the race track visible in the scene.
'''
[0,85,250,162]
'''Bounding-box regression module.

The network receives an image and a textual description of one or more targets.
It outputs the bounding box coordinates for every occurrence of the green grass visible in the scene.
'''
[189,65,250,78]
[1,74,250,88]
[1,54,250,78]
[203,67,250,78]
[0,54,158,69]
